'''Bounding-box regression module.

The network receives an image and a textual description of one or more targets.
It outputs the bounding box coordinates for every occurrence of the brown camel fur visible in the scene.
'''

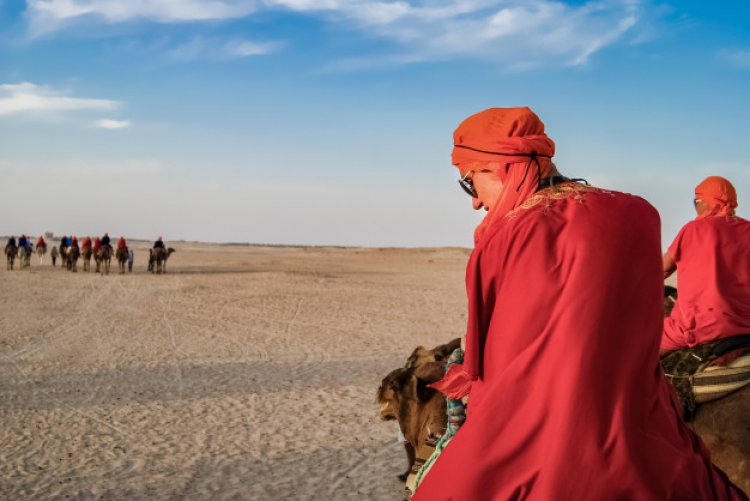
[59,244,68,266]
[149,247,175,274]
[97,245,112,275]
[18,245,31,269]
[376,337,459,482]
[65,246,80,272]
[5,243,17,270]
[81,247,92,272]
[115,247,128,274]
[377,361,448,492]
[662,285,750,492]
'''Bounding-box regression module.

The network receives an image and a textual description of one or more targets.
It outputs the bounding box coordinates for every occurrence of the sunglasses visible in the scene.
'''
[693,198,702,207]
[458,170,478,198]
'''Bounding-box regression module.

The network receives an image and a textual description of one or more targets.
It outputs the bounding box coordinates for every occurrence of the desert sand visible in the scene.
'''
[0,242,470,499]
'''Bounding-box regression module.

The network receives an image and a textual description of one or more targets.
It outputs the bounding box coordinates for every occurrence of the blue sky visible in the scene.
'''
[1,0,749,247]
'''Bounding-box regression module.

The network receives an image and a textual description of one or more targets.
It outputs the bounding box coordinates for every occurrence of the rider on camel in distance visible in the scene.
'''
[662,176,750,354]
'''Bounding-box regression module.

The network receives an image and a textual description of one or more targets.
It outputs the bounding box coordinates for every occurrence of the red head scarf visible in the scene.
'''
[452,107,556,242]
[695,176,737,219]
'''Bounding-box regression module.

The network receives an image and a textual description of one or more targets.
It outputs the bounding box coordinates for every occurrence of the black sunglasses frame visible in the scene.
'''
[458,171,478,198]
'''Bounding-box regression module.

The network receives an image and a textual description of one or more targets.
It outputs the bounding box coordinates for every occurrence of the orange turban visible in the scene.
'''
[452,107,555,242]
[695,176,737,219]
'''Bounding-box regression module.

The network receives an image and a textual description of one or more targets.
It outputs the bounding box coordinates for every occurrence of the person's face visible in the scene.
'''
[694,198,709,216]
[459,168,505,211]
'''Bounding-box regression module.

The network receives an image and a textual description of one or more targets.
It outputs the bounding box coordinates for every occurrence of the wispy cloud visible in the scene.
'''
[0,82,120,116]
[168,36,282,61]
[25,0,648,67]
[26,0,258,34]
[93,118,131,129]
[719,48,750,68]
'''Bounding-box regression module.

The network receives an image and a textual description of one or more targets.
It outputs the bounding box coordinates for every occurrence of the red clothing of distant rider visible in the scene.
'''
[662,176,750,351]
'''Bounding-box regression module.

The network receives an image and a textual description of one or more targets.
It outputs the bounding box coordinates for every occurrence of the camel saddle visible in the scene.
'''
[661,334,750,421]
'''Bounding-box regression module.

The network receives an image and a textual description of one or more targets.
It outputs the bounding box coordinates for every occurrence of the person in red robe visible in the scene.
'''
[36,235,46,248]
[413,107,746,500]
[662,176,750,352]
[117,237,127,250]
[93,236,101,253]
[80,236,92,250]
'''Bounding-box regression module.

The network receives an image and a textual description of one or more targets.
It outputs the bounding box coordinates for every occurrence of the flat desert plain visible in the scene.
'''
[0,242,469,499]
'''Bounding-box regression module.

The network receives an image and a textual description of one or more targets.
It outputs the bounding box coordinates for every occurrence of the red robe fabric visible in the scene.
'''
[414,188,745,500]
[662,216,750,350]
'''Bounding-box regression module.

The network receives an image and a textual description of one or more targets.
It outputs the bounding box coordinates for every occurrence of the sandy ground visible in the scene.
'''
[0,242,470,499]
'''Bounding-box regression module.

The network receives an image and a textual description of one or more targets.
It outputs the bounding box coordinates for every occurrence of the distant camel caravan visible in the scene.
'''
[149,247,175,274]
[380,291,750,497]
[4,237,174,274]
[4,242,17,270]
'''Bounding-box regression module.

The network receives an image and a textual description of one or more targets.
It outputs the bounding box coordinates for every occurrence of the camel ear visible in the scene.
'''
[404,346,427,368]
[414,362,444,402]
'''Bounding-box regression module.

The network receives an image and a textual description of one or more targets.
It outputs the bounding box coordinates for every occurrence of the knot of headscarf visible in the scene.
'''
[695,176,737,219]
[452,107,556,243]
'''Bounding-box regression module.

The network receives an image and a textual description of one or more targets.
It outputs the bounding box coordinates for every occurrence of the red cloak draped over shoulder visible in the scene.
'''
[415,187,745,500]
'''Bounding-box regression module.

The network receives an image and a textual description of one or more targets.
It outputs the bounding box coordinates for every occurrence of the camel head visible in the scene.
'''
[405,338,461,368]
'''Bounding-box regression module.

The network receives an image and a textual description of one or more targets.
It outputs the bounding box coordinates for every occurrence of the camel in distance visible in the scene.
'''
[4,241,17,270]
[149,247,175,274]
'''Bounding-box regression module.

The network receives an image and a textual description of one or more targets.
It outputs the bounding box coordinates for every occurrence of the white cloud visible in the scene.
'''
[93,118,131,129]
[719,48,750,68]
[25,0,647,68]
[168,36,282,61]
[0,82,120,116]
[26,0,258,34]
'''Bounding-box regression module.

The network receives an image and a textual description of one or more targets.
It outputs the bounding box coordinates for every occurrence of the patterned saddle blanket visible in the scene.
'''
[661,335,750,421]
